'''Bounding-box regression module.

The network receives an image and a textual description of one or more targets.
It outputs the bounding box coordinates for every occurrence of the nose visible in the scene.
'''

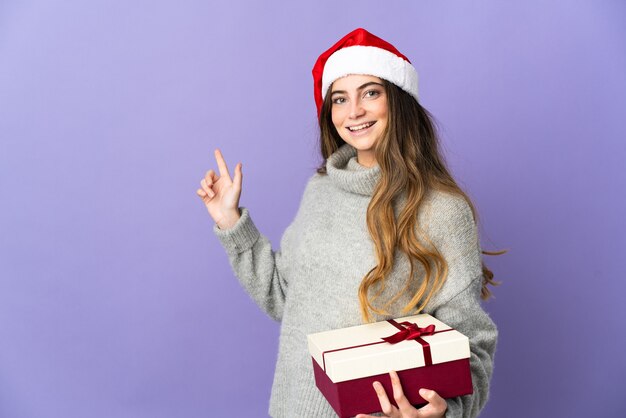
[348,98,365,119]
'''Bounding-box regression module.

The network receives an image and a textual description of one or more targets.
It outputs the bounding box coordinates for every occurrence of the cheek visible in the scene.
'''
[331,108,343,130]
[377,104,388,128]
[377,99,389,119]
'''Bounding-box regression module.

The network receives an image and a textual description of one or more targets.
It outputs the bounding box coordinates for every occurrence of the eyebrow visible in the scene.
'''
[330,81,384,96]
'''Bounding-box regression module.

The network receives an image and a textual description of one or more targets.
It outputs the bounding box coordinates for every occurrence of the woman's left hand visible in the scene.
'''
[355,370,447,418]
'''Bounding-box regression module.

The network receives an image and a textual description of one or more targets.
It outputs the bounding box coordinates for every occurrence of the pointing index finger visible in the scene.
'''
[214,148,231,180]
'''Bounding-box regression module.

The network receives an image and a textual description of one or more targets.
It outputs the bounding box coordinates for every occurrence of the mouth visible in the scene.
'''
[346,121,376,132]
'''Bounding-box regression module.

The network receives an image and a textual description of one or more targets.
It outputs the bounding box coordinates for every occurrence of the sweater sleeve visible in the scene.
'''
[423,194,498,418]
[435,276,498,418]
[212,206,290,322]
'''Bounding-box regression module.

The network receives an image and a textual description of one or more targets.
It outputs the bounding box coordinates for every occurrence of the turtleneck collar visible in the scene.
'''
[326,143,381,196]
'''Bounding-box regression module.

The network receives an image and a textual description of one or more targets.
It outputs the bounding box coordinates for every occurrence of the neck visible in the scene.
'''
[356,150,377,168]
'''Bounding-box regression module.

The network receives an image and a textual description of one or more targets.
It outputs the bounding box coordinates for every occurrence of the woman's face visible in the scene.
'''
[330,74,388,167]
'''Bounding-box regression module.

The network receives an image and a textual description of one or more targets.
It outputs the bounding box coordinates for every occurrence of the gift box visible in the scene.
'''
[307,314,473,418]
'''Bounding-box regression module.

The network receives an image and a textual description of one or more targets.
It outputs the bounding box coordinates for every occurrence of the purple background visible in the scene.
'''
[1,1,625,417]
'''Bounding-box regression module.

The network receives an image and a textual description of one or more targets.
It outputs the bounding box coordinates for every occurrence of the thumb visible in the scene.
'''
[419,388,433,400]
[419,388,447,410]
[233,162,243,191]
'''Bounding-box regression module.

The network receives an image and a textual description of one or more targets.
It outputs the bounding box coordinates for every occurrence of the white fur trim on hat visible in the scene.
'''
[321,45,419,102]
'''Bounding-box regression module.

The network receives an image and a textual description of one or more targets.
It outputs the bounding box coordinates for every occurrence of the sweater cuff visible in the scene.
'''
[212,207,260,255]
[444,397,461,418]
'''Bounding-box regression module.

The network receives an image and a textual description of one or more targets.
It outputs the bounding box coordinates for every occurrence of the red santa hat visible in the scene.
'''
[312,28,419,119]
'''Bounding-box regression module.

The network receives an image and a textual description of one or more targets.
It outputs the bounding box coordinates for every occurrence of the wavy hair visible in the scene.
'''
[316,79,502,323]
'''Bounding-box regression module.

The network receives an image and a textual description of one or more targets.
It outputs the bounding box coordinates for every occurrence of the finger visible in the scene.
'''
[200,178,214,198]
[197,188,214,205]
[214,149,231,180]
[205,169,216,186]
[232,163,243,191]
[389,370,413,413]
[418,388,447,414]
[372,381,397,417]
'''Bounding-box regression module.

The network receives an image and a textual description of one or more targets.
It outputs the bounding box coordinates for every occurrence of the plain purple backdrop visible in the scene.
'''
[1,1,625,417]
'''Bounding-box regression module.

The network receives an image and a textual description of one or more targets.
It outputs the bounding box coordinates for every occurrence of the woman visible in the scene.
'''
[197,28,499,418]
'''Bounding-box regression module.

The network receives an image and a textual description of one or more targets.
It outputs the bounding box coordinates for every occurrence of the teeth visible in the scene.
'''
[348,122,374,131]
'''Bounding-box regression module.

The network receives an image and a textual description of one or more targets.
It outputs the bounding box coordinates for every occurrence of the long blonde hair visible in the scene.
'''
[316,79,502,323]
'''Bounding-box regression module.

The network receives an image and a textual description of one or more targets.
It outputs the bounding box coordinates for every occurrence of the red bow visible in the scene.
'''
[381,322,436,344]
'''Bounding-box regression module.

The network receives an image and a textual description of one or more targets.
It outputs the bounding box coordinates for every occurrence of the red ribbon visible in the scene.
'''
[384,319,441,366]
[381,322,436,344]
[320,319,453,372]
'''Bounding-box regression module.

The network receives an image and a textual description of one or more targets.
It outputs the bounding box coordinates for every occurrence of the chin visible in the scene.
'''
[353,145,375,152]
[344,139,377,152]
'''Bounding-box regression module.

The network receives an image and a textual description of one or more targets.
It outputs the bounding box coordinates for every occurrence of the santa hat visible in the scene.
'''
[312,28,419,119]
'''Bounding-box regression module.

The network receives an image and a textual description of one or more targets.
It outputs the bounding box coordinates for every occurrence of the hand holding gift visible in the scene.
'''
[355,370,447,418]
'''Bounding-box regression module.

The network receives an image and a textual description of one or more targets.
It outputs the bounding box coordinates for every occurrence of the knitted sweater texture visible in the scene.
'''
[213,143,498,418]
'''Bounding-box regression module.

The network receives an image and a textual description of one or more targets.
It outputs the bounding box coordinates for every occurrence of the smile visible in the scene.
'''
[347,121,376,132]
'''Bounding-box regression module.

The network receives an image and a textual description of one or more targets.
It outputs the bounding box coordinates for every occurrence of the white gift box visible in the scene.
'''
[307,313,473,418]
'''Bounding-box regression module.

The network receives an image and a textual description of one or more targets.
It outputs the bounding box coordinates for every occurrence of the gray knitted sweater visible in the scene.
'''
[213,143,498,418]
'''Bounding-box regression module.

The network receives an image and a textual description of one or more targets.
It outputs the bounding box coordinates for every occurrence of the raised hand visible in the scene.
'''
[356,371,447,418]
[196,148,243,230]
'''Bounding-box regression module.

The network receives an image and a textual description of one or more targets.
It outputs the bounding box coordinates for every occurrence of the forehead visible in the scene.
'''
[331,74,384,91]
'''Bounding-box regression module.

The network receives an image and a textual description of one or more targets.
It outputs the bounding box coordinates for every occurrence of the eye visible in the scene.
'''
[332,97,346,104]
[364,90,380,98]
